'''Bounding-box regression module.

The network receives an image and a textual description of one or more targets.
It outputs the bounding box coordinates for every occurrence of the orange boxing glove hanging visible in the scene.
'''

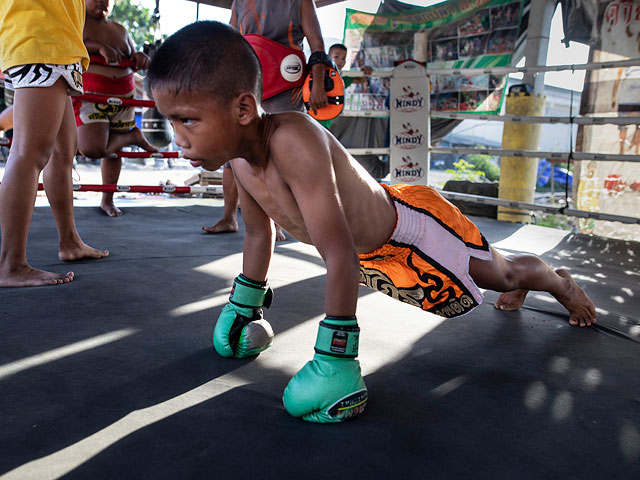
[302,51,344,121]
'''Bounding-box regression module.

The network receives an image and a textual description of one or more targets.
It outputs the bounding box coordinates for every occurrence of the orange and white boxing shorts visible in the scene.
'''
[72,72,136,130]
[358,184,492,319]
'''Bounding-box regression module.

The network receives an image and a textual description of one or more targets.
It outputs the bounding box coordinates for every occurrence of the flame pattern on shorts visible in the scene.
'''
[358,184,491,319]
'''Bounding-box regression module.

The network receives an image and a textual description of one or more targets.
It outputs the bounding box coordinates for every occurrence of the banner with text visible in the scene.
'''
[343,0,525,114]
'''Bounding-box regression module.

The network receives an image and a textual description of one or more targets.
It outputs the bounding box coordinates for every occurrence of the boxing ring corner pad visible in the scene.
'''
[389,61,431,187]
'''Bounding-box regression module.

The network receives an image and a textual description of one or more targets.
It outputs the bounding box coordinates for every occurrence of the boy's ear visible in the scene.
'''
[235,92,259,126]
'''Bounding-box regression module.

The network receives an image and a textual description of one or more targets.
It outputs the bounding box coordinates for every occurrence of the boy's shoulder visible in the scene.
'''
[266,111,326,148]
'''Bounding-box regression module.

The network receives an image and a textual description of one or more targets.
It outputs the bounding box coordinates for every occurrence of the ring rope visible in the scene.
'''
[89,55,138,69]
[14,180,635,224]
[430,112,640,126]
[341,57,640,78]
[75,94,155,108]
[437,191,640,225]
[0,137,177,159]
[30,182,222,195]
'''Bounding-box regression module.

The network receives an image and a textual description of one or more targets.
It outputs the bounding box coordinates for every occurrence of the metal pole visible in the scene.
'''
[522,0,557,93]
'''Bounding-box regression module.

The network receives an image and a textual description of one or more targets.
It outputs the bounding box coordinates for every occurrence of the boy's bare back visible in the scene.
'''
[230,112,397,254]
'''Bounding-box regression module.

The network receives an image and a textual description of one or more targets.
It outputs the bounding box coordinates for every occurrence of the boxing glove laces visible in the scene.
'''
[213,274,274,358]
[282,316,368,423]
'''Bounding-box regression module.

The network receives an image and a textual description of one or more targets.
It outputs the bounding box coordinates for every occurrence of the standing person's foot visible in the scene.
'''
[0,264,74,287]
[275,224,286,242]
[100,201,123,217]
[202,218,238,234]
[59,242,109,262]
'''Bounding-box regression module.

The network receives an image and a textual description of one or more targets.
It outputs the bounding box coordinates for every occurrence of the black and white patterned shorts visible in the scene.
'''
[3,62,84,96]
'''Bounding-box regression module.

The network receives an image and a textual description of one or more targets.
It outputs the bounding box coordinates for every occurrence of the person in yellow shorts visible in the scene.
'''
[0,0,109,288]
[147,22,597,423]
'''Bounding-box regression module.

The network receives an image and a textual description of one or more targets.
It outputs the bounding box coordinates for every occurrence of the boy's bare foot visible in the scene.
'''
[553,268,597,327]
[59,242,109,262]
[100,201,123,217]
[131,127,158,152]
[495,289,529,311]
[202,218,238,234]
[275,224,286,242]
[0,265,74,287]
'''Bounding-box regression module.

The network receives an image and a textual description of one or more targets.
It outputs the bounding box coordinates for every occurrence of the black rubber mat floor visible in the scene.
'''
[1,205,638,479]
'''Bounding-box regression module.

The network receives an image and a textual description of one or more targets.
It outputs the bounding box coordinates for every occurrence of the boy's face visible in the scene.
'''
[153,87,237,171]
[86,0,113,19]
[329,48,347,71]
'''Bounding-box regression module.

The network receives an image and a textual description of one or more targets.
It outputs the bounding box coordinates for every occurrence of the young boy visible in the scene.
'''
[147,22,596,423]
[0,0,109,288]
[74,0,156,217]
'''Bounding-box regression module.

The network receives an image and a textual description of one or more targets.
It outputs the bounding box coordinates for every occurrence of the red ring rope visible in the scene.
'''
[32,183,208,194]
[113,151,179,158]
[76,94,155,108]
[89,55,138,69]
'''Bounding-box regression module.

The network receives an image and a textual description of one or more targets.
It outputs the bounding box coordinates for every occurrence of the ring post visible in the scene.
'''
[389,60,430,186]
[497,91,545,223]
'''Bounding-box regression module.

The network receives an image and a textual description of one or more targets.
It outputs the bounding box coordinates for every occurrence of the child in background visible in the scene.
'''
[0,0,108,288]
[316,43,373,129]
[74,0,156,217]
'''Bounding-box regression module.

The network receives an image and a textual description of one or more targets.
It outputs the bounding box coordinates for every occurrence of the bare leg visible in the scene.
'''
[469,246,596,327]
[0,81,74,287]
[203,163,239,233]
[0,105,13,132]
[78,122,158,217]
[100,155,123,217]
[44,98,109,262]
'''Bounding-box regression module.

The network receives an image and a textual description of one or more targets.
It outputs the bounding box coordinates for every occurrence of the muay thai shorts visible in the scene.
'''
[4,62,84,95]
[72,72,136,130]
[358,183,492,319]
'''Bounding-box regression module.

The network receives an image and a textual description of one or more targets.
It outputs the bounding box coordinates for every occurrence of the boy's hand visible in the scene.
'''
[282,317,367,423]
[132,52,151,71]
[213,275,274,358]
[309,82,328,114]
[360,65,373,76]
[98,44,121,65]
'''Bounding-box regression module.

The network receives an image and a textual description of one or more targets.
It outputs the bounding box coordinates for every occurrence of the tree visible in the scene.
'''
[111,0,158,51]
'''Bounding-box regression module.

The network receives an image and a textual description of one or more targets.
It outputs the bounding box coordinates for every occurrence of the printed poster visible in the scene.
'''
[342,0,525,114]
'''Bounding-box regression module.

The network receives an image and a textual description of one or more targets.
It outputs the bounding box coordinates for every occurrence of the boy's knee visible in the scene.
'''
[79,145,107,160]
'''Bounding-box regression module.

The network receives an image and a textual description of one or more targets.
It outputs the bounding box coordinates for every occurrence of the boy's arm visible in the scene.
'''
[84,39,121,65]
[235,174,274,282]
[125,30,150,70]
[212,169,275,359]
[300,0,328,113]
[276,122,367,423]
[272,124,360,317]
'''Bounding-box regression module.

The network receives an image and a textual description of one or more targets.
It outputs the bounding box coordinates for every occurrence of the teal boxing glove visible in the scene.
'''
[282,316,367,423]
[213,274,274,358]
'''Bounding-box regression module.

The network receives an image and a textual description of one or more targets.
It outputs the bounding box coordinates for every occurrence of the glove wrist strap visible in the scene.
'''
[314,316,359,358]
[229,274,273,309]
[307,50,336,70]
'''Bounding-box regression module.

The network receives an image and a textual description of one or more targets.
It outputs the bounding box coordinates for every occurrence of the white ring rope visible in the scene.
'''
[341,57,640,78]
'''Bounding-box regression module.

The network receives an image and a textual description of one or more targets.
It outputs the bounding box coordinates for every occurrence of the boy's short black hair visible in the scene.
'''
[147,21,262,104]
[328,43,347,53]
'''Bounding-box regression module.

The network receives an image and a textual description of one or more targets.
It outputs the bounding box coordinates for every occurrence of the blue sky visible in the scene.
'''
[137,0,589,91]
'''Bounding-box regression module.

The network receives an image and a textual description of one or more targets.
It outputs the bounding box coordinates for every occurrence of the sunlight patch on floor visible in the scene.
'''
[0,329,137,381]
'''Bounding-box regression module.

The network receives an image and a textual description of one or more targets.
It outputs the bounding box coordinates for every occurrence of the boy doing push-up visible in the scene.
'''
[147,22,596,424]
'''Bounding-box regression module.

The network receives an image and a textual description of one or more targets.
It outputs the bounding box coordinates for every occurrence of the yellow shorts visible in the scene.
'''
[358,184,492,318]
